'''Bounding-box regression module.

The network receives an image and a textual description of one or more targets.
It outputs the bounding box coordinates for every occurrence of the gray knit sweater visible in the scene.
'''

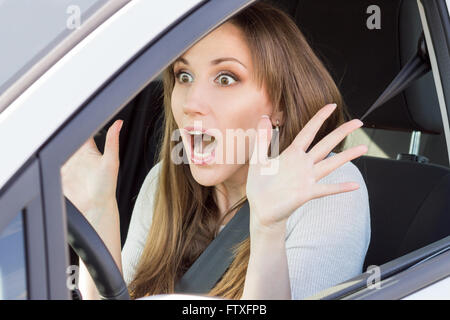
[121,158,371,299]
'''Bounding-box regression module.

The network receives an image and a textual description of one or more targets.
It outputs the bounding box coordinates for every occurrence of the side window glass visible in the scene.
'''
[0,211,27,300]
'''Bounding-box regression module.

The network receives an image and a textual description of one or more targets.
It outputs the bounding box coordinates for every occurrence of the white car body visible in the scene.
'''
[0,0,448,300]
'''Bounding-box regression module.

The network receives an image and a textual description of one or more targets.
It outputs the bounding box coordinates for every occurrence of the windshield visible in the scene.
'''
[0,0,108,97]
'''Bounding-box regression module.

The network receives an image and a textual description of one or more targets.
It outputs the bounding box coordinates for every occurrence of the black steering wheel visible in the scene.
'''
[65,197,130,300]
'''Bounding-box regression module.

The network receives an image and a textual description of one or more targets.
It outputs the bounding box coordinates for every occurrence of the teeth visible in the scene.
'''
[190,131,216,159]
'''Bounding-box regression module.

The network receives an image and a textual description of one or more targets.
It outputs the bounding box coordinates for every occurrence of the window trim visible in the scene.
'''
[310,235,450,300]
[418,0,450,163]
[0,158,48,300]
[38,0,255,299]
[0,158,40,231]
[343,248,450,300]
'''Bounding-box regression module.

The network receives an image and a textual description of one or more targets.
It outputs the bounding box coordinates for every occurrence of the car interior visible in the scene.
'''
[68,0,450,297]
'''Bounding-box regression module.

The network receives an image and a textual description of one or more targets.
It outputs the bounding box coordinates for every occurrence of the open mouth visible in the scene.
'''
[185,129,218,164]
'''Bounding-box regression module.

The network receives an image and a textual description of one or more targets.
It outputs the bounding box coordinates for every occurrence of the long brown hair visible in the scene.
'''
[128,2,348,300]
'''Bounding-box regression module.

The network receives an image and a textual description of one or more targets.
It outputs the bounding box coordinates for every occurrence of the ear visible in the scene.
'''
[271,110,284,127]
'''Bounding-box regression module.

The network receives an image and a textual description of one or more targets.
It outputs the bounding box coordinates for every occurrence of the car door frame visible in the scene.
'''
[2,0,448,300]
[46,0,449,300]
[0,157,48,299]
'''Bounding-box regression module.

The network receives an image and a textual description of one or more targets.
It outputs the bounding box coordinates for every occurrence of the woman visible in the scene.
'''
[62,2,370,300]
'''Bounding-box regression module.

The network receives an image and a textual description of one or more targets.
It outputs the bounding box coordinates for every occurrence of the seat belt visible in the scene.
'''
[174,200,250,294]
[360,33,431,121]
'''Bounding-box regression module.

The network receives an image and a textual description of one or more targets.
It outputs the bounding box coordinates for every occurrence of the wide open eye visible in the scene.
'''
[215,72,237,86]
[176,71,194,84]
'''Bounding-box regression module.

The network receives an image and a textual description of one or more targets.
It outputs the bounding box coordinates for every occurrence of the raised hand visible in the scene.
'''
[246,104,367,231]
[61,120,123,220]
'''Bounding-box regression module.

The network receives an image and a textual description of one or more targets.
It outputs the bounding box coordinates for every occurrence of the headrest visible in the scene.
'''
[268,0,443,134]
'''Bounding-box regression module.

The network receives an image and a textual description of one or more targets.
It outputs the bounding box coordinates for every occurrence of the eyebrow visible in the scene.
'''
[174,57,247,69]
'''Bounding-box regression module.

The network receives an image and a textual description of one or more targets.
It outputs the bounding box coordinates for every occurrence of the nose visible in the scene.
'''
[182,80,210,117]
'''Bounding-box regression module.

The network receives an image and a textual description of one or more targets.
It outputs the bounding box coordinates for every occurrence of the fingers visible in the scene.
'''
[314,145,368,181]
[103,120,123,165]
[308,119,363,163]
[250,115,273,166]
[291,103,337,151]
[310,181,360,200]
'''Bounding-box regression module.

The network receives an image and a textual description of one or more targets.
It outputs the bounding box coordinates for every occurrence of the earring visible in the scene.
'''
[270,119,280,158]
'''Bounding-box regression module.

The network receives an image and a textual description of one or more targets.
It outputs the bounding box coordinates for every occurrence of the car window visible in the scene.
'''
[0,211,27,300]
[0,0,107,96]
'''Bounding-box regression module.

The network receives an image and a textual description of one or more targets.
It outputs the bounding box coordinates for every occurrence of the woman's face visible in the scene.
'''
[171,22,274,187]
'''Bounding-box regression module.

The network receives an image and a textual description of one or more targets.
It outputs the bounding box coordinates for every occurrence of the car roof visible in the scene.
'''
[0,0,204,189]
[0,0,129,114]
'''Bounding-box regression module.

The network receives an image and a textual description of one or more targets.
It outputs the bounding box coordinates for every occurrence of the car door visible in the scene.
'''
[2,0,447,301]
